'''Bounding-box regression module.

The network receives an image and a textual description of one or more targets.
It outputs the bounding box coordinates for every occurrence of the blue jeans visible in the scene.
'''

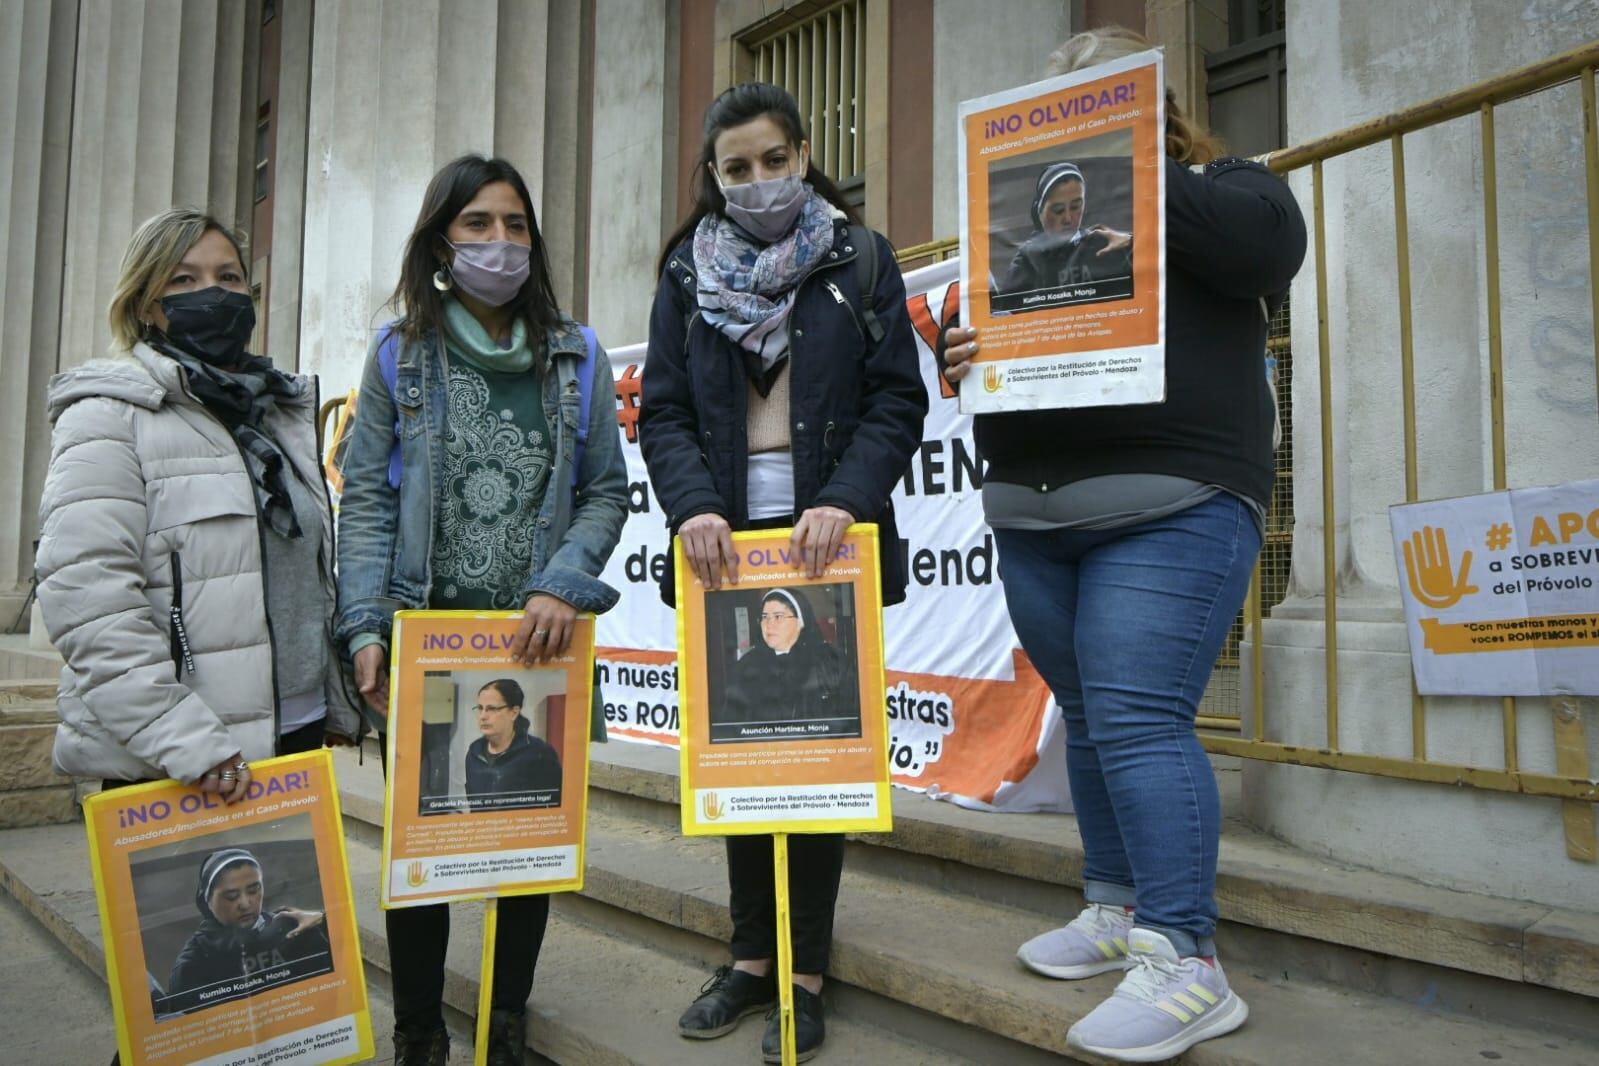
[994,493,1261,957]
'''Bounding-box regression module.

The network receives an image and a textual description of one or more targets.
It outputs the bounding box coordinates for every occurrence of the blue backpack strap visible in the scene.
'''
[376,323,404,490]
[572,325,598,491]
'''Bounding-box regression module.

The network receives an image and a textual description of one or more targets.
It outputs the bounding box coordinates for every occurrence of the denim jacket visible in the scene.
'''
[334,316,628,673]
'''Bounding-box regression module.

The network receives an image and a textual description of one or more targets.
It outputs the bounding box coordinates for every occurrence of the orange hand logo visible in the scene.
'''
[406,861,428,887]
[982,365,1002,393]
[1402,526,1478,609]
[701,792,724,821]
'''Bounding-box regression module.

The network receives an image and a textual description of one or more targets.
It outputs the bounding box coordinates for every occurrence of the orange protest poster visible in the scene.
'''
[676,526,892,836]
[382,611,593,907]
[957,49,1166,413]
[83,750,373,1066]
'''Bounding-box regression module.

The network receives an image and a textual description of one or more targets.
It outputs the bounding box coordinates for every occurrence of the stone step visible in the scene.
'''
[579,740,1599,1013]
[328,747,1599,1065]
[0,879,493,1066]
[0,821,962,1066]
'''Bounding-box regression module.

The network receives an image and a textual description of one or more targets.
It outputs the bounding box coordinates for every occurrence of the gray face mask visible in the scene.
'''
[714,157,809,242]
[446,239,531,307]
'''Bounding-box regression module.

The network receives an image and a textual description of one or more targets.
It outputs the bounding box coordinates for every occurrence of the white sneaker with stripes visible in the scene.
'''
[1016,903,1135,979]
[1065,928,1248,1063]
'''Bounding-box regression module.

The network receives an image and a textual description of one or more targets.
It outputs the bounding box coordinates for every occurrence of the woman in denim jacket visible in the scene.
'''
[334,154,627,1066]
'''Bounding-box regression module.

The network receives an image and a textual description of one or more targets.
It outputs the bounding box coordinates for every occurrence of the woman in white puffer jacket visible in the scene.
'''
[36,208,362,801]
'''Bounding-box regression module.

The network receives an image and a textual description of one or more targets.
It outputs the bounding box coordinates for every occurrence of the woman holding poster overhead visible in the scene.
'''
[641,82,925,1063]
[943,27,1306,1064]
[335,155,627,1066]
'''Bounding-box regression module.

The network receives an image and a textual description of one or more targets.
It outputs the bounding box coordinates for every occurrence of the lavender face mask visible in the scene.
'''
[447,240,531,306]
[714,160,810,243]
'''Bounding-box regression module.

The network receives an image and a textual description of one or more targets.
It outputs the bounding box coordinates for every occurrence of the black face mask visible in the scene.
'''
[158,287,257,367]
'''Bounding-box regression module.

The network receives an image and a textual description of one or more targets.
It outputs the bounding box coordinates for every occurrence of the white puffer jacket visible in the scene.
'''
[36,344,363,783]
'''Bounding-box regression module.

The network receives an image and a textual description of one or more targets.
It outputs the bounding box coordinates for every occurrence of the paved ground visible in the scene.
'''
[0,889,497,1066]
[0,888,117,1065]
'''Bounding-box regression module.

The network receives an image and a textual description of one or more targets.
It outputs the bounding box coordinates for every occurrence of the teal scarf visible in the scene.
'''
[441,295,535,373]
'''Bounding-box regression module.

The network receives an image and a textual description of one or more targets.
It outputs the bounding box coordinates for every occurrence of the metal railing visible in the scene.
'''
[1199,41,1599,823]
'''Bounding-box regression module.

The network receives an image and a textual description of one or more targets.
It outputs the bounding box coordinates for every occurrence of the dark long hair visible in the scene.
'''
[657,82,863,277]
[390,155,562,341]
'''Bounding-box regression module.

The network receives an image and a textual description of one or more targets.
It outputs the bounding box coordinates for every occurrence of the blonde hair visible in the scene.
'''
[107,209,247,350]
[1046,27,1225,165]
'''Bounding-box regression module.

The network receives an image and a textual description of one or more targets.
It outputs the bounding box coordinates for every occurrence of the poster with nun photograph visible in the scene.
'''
[677,526,892,836]
[382,611,594,907]
[957,48,1166,414]
[83,750,373,1066]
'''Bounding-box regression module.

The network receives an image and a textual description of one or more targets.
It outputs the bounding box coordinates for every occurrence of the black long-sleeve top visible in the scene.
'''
[957,157,1307,508]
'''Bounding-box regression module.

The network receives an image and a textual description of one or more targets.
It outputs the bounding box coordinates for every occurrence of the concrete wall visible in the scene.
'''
[1247,0,1599,910]
[586,0,670,348]
[929,0,1075,239]
[297,0,577,395]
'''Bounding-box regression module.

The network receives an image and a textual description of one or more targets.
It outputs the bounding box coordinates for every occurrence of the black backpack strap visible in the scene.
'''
[847,223,885,344]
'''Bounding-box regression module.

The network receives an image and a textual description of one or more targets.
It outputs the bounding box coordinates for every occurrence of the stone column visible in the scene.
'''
[297,0,581,394]
[0,0,78,623]
[56,0,254,370]
[928,0,1075,237]
[1248,0,1599,912]
[586,0,669,346]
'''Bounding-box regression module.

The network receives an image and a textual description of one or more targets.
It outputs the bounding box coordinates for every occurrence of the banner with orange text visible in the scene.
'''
[1390,478,1599,695]
[598,257,1071,813]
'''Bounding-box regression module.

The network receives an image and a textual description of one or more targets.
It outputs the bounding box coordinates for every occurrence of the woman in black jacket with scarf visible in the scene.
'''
[640,81,925,1064]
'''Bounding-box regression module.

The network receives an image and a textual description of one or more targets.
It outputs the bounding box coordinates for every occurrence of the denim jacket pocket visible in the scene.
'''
[394,368,426,439]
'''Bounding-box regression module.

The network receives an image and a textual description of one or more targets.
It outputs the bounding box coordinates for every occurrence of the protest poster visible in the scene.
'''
[676,527,893,836]
[594,257,1071,816]
[83,750,373,1066]
[1390,478,1599,695]
[382,611,594,907]
[956,48,1165,414]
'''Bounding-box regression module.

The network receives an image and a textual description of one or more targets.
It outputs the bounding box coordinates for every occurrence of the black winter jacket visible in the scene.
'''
[943,157,1306,508]
[723,636,858,726]
[464,716,562,809]
[641,219,928,607]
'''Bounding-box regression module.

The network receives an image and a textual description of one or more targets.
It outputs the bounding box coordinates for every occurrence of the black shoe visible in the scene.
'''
[761,985,826,1064]
[486,1008,527,1066]
[678,964,778,1039]
[393,1027,449,1066]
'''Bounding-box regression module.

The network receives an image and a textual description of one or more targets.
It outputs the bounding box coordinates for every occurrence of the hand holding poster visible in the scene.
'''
[957,49,1165,413]
[1390,479,1599,695]
[84,751,373,1066]
[382,611,595,906]
[677,527,892,835]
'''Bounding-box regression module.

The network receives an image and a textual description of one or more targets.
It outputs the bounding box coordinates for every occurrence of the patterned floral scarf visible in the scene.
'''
[692,189,837,396]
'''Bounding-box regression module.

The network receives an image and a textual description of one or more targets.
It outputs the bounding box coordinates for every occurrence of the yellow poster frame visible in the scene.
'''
[380,610,595,908]
[676,524,894,837]
[84,750,374,1066]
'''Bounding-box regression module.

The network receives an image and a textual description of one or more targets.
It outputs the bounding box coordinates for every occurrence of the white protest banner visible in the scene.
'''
[1389,478,1599,695]
[599,258,1071,813]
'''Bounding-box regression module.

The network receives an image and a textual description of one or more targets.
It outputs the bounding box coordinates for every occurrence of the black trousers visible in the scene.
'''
[726,833,845,976]
[379,734,549,1038]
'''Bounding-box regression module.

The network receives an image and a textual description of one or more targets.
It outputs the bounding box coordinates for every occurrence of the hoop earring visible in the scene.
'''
[433,264,453,292]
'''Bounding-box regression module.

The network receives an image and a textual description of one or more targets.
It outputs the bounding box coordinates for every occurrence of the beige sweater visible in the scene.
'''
[747,364,792,455]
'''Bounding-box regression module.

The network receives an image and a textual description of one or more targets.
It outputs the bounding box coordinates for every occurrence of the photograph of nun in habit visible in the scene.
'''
[705,585,863,743]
